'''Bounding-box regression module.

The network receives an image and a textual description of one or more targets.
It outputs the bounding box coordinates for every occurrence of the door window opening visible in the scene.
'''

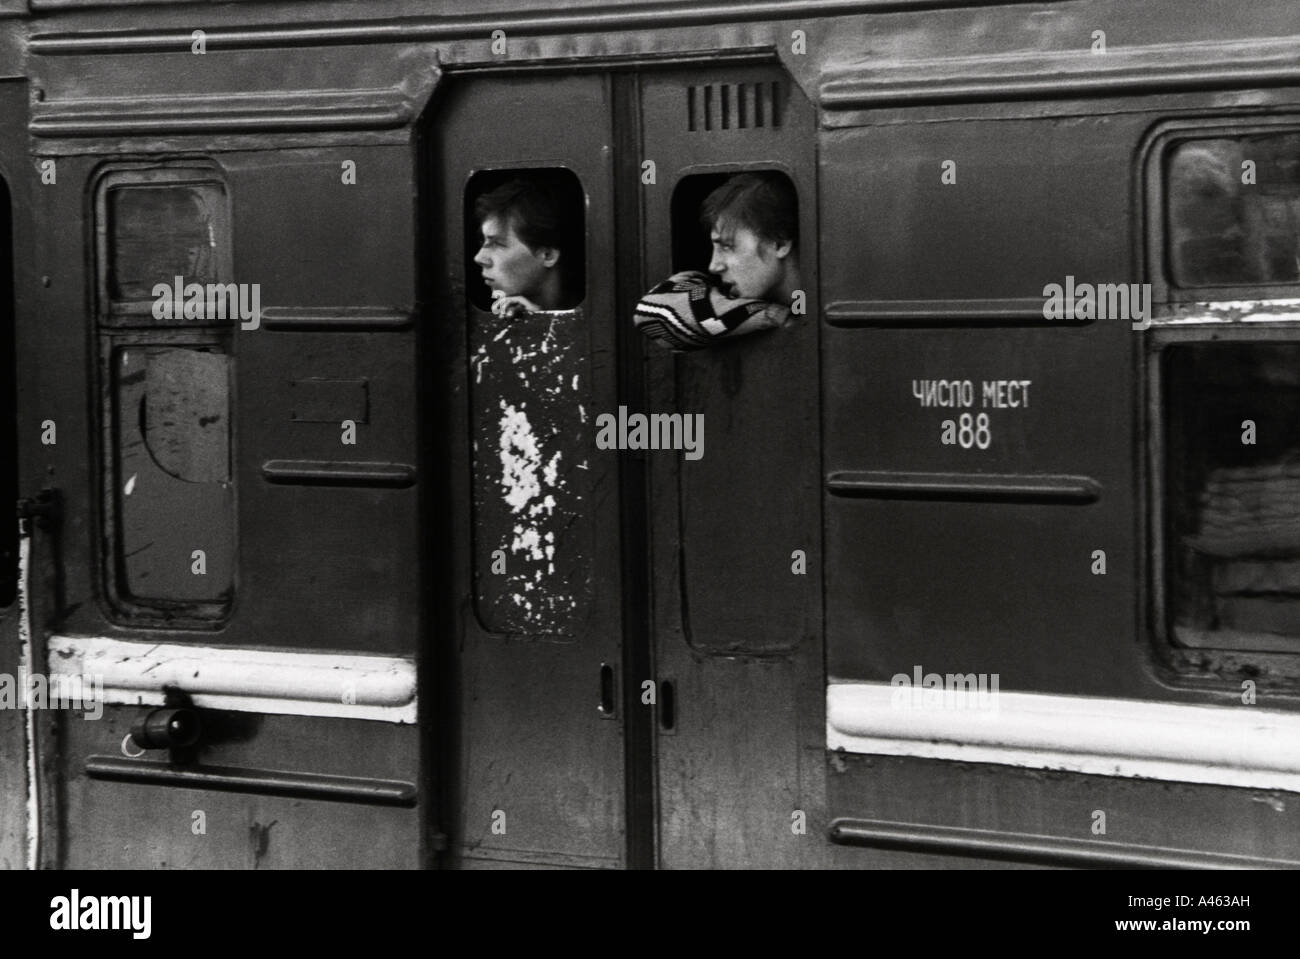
[465,167,586,313]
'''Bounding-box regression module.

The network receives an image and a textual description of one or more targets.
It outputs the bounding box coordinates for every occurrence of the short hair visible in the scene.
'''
[700,172,798,248]
[474,174,575,257]
[474,172,584,298]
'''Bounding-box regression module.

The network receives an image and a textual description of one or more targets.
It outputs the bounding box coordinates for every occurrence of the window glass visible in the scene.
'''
[96,166,235,622]
[106,183,226,312]
[1164,343,1300,653]
[1167,134,1300,288]
[113,346,233,608]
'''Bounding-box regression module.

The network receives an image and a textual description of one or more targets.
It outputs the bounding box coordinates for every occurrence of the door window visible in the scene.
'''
[464,167,593,637]
[95,166,235,622]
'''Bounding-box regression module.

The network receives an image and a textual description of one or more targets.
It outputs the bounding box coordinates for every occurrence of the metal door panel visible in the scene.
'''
[432,75,625,866]
[17,144,426,869]
[639,65,824,868]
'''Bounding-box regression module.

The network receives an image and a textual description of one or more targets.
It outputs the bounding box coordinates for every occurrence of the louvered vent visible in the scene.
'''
[687,81,784,132]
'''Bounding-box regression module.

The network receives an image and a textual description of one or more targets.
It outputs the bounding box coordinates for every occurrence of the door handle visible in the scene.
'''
[598,663,616,719]
[129,707,201,750]
[659,679,676,733]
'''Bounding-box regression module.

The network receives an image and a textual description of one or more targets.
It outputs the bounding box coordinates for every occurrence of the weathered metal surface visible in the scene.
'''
[640,62,826,868]
[11,136,425,864]
[470,308,594,637]
[59,708,422,869]
[827,753,1300,868]
[0,611,23,869]
[5,0,1300,873]
[435,73,626,867]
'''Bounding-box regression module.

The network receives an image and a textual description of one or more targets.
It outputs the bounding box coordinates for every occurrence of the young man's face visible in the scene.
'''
[707,221,791,300]
[474,214,556,299]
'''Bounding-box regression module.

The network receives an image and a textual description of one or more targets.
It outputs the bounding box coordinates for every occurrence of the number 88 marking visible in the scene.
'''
[957,412,991,450]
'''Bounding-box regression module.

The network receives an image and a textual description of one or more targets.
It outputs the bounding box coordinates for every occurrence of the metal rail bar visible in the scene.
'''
[86,757,418,807]
[827,471,1101,503]
[830,818,1297,869]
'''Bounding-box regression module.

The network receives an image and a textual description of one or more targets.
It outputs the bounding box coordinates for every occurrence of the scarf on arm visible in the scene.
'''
[634,270,790,351]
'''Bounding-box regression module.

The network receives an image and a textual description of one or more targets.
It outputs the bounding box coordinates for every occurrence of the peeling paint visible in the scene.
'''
[471,344,491,384]
[498,401,543,512]
[18,524,39,869]
[1164,298,1300,325]
[470,307,592,633]
[1252,793,1286,813]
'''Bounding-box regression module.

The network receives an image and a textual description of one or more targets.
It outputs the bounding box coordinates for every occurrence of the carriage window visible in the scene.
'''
[670,169,798,275]
[464,168,586,312]
[96,166,235,623]
[1164,343,1300,654]
[1167,134,1300,289]
[100,178,229,320]
[672,172,732,272]
[112,346,234,611]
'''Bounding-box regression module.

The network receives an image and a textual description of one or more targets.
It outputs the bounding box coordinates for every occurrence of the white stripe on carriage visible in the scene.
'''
[46,636,417,724]
[828,681,1300,793]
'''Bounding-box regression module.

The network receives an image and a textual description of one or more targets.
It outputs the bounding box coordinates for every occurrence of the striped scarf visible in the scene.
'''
[634,270,789,351]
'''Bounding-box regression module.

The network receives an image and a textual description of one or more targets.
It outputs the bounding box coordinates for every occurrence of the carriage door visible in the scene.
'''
[431,76,626,867]
[639,65,824,868]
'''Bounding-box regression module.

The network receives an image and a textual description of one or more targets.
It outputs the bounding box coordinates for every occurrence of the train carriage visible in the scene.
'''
[1,0,1299,870]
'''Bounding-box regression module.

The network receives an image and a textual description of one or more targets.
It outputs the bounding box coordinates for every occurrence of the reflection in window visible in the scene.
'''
[106,183,226,313]
[1167,135,1300,288]
[1165,343,1300,653]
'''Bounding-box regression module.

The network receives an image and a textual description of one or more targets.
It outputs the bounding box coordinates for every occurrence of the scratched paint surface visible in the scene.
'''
[470,308,592,637]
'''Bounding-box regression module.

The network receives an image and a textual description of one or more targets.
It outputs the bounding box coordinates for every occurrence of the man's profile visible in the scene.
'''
[633,172,801,351]
[702,172,801,306]
[472,173,583,317]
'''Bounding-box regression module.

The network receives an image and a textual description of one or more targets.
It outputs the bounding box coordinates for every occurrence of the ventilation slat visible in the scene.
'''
[685,81,783,132]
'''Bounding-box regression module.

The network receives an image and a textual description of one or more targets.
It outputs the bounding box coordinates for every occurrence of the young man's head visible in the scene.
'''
[473,174,582,311]
[701,172,800,306]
